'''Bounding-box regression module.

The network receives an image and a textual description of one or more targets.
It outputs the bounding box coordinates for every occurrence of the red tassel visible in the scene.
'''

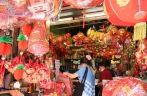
[82,10,86,28]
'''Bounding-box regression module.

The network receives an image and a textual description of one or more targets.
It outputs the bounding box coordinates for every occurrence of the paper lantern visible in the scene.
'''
[64,0,103,9]
[17,34,28,51]
[13,65,24,81]
[103,77,147,96]
[27,20,49,56]
[0,36,12,56]
[103,0,135,26]
[104,0,147,41]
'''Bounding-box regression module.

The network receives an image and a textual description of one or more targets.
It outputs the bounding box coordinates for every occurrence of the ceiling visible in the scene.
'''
[50,2,106,26]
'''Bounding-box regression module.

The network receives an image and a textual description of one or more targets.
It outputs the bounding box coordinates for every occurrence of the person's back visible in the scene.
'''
[98,61,112,96]
[76,67,95,96]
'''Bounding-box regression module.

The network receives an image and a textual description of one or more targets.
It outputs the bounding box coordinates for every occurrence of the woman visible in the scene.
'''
[63,55,95,96]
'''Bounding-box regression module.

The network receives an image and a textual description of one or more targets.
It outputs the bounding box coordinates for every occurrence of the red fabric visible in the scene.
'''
[57,73,73,96]
[99,69,112,93]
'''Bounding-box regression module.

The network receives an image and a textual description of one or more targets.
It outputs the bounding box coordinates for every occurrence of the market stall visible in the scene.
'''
[0,0,147,96]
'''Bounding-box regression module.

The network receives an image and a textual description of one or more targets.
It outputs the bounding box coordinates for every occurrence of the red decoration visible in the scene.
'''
[22,23,33,37]
[66,41,71,45]
[103,0,135,26]
[103,77,147,96]
[104,0,147,41]
[64,0,103,9]
[106,0,147,23]
[0,42,11,56]
[65,33,71,38]
[14,69,24,81]
[27,20,49,56]
[18,40,28,51]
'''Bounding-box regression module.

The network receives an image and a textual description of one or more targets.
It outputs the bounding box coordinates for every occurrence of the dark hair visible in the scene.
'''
[105,59,111,67]
[80,57,92,67]
[98,61,107,68]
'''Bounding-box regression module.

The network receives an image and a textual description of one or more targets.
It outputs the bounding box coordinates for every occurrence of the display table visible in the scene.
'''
[0,90,24,96]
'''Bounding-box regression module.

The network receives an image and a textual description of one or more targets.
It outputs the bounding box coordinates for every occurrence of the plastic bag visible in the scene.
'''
[44,82,65,96]
[103,77,147,96]
[57,73,73,96]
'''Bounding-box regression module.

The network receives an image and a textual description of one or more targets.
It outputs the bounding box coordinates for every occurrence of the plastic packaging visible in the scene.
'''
[103,77,147,96]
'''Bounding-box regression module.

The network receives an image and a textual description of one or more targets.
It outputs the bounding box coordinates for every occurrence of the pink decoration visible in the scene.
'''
[103,77,147,96]
[86,55,92,60]
[64,0,103,9]
[27,20,49,56]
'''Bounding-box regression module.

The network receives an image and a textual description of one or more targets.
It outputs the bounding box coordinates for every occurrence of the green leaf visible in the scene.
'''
[17,34,26,41]
[0,36,12,44]
[16,65,24,70]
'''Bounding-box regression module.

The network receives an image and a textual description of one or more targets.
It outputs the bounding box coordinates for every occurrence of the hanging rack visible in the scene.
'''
[51,20,108,30]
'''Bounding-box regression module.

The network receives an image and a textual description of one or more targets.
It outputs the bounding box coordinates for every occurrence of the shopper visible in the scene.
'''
[63,55,95,96]
[97,61,112,96]
[105,60,115,77]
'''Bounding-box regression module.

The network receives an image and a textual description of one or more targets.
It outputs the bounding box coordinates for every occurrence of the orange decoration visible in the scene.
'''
[14,69,24,81]
[18,40,28,51]
[0,43,11,56]
[22,23,33,37]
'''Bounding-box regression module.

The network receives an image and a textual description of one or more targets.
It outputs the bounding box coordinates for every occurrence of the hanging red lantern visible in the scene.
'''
[0,36,12,56]
[104,0,147,41]
[17,34,28,51]
[103,0,135,26]
[13,65,24,81]
[27,20,49,56]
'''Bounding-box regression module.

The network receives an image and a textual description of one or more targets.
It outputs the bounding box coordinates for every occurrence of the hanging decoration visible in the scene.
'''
[0,36,12,57]
[63,0,103,9]
[0,59,6,87]
[103,0,135,26]
[103,77,147,96]
[63,0,103,28]
[22,23,33,37]
[4,55,25,73]
[13,65,24,81]
[135,39,147,71]
[27,20,49,56]
[104,0,147,41]
[17,34,28,52]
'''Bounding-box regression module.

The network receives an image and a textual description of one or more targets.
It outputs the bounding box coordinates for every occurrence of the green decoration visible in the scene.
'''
[0,36,12,44]
[17,34,26,41]
[16,65,24,70]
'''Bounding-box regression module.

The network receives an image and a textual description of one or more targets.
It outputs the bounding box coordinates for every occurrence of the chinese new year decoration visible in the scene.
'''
[27,20,49,56]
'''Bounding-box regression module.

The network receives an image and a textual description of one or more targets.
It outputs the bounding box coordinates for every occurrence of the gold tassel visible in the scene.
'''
[133,22,146,41]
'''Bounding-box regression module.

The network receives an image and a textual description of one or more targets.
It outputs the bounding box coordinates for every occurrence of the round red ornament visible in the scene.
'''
[103,0,135,26]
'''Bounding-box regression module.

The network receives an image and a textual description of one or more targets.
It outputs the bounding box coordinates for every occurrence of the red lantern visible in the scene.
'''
[13,65,24,81]
[18,40,28,51]
[103,0,135,26]
[0,36,12,56]
[104,0,147,41]
[17,34,28,51]
[64,0,103,9]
